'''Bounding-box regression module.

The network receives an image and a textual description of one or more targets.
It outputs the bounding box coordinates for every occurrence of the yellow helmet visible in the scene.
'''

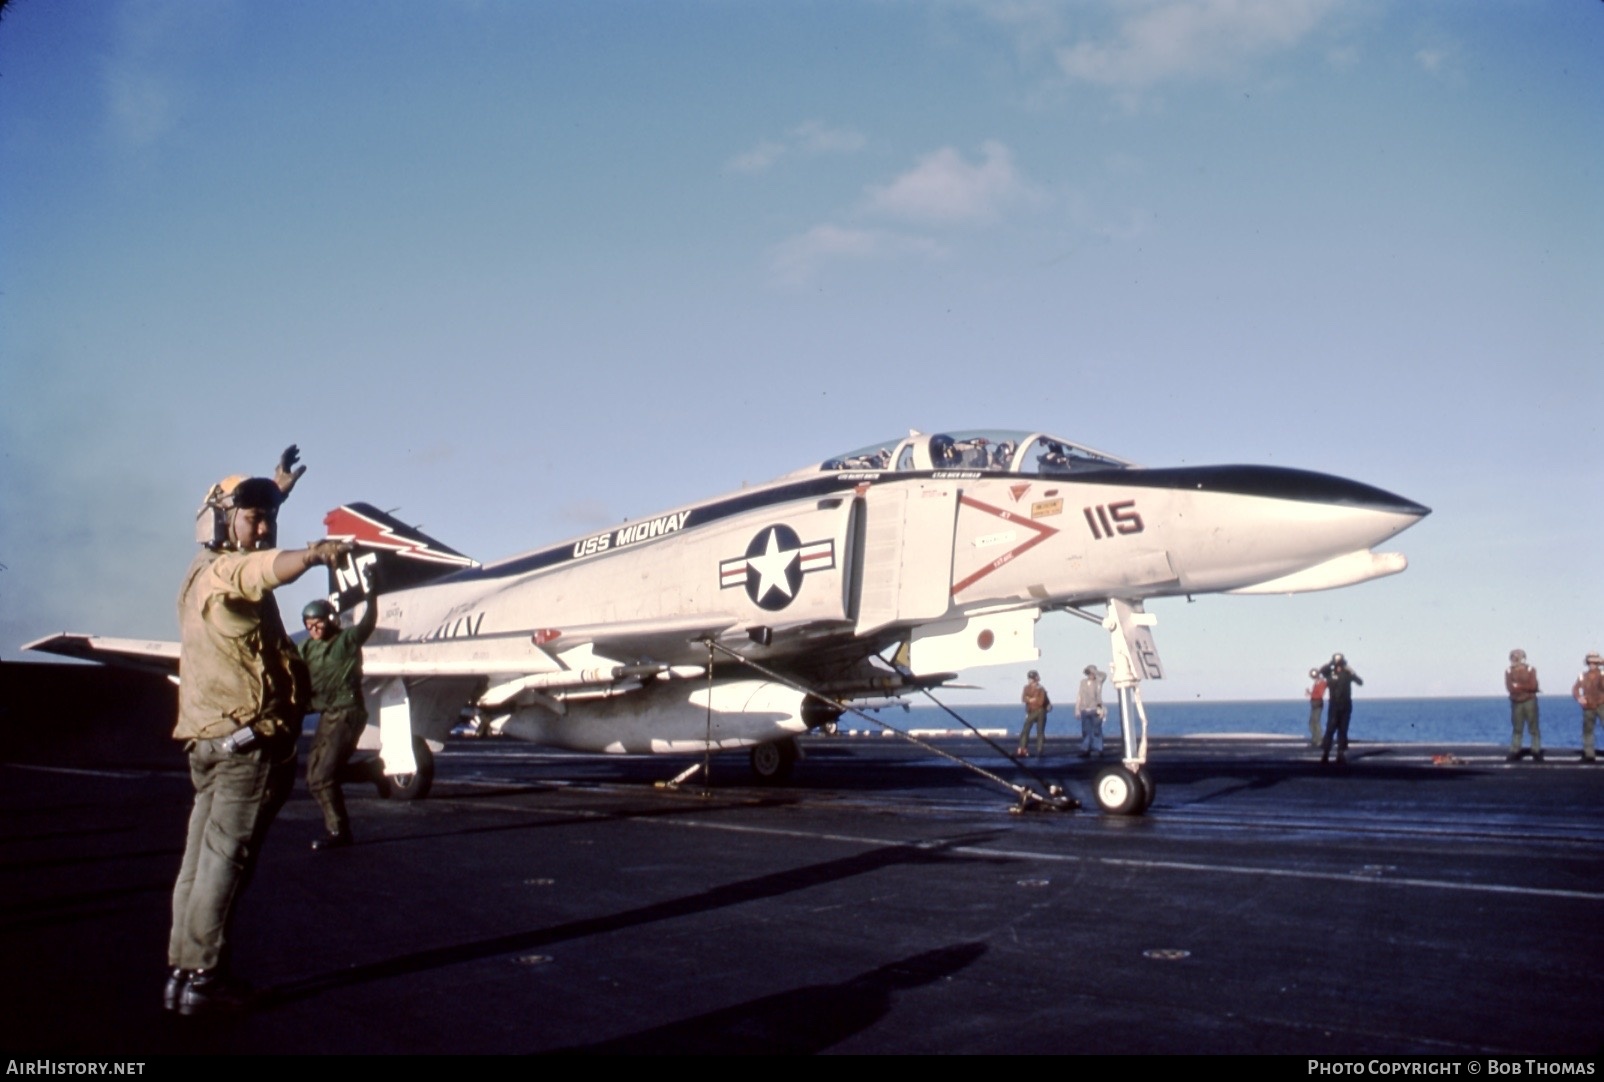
[195,475,282,549]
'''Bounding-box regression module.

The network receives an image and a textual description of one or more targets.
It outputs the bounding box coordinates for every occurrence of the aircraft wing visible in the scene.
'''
[361,635,567,678]
[538,614,747,668]
[361,613,937,724]
[361,615,744,679]
[24,633,181,679]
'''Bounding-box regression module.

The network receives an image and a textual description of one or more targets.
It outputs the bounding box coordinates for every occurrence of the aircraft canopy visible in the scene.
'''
[818,429,1133,476]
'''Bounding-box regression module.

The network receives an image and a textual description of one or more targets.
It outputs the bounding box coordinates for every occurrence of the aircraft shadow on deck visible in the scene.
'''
[552,940,989,1055]
[259,832,1012,1011]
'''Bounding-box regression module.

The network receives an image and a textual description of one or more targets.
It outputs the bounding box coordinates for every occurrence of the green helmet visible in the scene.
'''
[302,599,337,623]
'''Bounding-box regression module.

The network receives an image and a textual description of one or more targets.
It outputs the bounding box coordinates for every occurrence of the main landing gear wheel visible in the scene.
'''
[1134,765,1156,813]
[1094,763,1147,816]
[376,737,435,801]
[749,737,798,784]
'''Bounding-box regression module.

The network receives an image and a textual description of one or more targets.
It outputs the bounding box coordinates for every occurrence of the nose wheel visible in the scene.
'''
[1094,763,1154,815]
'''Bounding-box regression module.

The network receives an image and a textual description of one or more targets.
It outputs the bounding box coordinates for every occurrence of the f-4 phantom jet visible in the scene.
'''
[29,429,1428,814]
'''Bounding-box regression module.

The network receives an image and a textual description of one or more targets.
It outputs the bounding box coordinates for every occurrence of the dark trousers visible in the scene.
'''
[169,736,295,971]
[1017,709,1047,756]
[1321,701,1353,755]
[308,707,367,836]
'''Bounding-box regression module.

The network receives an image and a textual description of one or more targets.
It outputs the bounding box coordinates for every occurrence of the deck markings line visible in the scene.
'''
[646,815,1604,903]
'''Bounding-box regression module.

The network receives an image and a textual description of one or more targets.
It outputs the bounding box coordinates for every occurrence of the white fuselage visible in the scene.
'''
[355,441,1427,756]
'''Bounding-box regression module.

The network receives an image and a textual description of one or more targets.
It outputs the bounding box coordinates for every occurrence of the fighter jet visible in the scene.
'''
[28,428,1428,814]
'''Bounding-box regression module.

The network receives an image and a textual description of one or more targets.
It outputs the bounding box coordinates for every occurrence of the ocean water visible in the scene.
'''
[854,695,1586,748]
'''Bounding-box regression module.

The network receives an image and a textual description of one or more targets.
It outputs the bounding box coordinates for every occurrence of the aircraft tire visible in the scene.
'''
[1094,763,1144,816]
[749,737,797,784]
[1134,765,1156,812]
[377,737,435,801]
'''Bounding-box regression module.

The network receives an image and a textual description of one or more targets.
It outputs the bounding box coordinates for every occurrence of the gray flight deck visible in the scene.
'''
[1,674,1600,1055]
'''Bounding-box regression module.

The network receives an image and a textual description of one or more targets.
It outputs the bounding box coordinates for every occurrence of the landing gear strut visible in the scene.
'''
[1093,599,1161,816]
[375,736,435,801]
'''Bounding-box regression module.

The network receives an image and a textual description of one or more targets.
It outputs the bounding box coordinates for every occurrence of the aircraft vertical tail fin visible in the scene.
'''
[322,503,479,613]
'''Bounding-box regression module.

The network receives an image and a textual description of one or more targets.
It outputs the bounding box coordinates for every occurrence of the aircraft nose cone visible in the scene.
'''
[1148,465,1429,518]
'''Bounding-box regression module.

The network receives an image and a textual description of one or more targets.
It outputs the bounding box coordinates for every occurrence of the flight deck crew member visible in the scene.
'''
[1077,665,1107,758]
[166,449,350,1015]
[1505,648,1542,762]
[1017,670,1049,758]
[300,573,379,851]
[1306,668,1327,747]
[1572,653,1603,764]
[1319,653,1363,765]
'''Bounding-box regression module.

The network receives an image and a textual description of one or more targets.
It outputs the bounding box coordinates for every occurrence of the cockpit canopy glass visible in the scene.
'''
[1018,435,1131,476]
[819,438,899,472]
[818,430,1132,476]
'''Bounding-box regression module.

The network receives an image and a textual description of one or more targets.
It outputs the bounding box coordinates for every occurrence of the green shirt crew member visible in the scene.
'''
[299,581,379,850]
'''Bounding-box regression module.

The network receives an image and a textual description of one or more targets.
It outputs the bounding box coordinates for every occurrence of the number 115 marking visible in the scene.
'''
[1083,500,1143,540]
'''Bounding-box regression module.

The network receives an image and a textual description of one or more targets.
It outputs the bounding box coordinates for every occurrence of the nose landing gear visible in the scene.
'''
[1093,762,1155,815]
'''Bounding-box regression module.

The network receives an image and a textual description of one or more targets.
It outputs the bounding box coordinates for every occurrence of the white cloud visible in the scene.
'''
[769,224,946,285]
[1414,43,1458,76]
[864,141,1038,225]
[727,120,866,174]
[104,65,179,148]
[1326,43,1361,71]
[103,0,239,148]
[729,140,787,174]
[791,119,866,155]
[1052,0,1339,89]
[762,140,1043,283]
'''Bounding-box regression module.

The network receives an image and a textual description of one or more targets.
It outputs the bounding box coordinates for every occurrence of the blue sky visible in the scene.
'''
[2,0,1599,703]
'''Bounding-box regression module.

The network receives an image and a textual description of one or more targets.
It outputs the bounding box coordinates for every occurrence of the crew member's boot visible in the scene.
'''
[163,968,191,1012]
[312,829,352,851]
[177,969,252,1016]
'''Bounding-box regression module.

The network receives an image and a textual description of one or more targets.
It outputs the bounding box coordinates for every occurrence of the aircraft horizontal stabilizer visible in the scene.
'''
[1226,550,1408,595]
[22,634,180,678]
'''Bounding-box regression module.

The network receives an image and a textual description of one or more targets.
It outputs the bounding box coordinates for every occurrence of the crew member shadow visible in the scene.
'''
[550,940,988,1054]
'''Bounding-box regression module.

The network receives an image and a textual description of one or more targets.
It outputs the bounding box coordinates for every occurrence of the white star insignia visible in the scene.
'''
[746,528,799,604]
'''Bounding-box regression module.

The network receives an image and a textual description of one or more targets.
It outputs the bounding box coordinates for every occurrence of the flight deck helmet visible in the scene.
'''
[195,475,284,550]
[302,599,337,625]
